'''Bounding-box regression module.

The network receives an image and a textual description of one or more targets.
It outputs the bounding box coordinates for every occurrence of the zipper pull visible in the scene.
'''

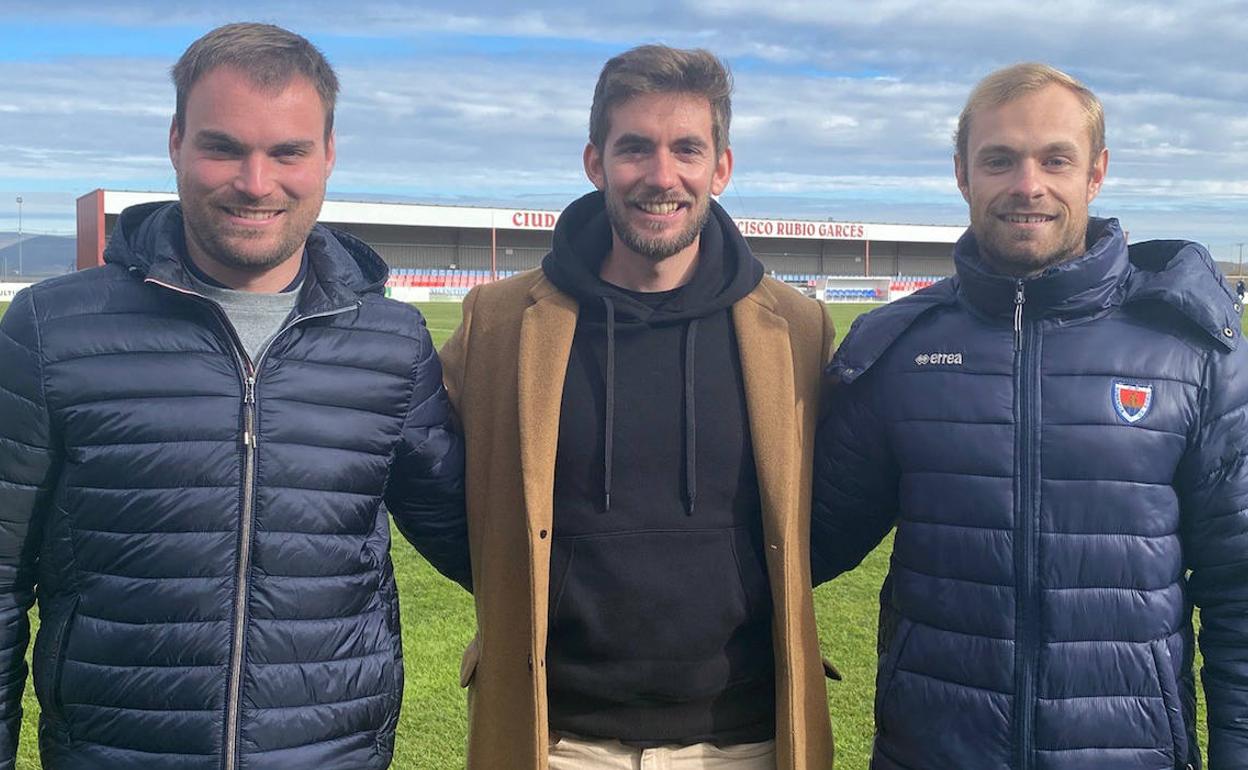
[243,375,257,448]
[1013,280,1025,351]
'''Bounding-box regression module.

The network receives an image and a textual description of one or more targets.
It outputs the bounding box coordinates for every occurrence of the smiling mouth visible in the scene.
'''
[1000,213,1055,224]
[223,206,283,221]
[633,201,686,215]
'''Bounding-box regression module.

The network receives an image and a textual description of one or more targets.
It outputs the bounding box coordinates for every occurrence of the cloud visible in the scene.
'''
[0,0,1241,248]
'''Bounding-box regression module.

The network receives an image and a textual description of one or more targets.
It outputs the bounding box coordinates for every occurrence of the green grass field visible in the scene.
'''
[0,298,1238,768]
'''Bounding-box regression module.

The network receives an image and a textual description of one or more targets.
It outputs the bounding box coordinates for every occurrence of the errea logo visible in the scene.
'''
[915,352,963,366]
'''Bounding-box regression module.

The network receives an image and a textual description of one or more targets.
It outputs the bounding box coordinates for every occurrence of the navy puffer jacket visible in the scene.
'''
[813,219,1248,770]
[0,202,468,770]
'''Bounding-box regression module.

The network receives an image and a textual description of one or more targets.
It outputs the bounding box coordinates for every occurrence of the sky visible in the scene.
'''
[1,1,1247,265]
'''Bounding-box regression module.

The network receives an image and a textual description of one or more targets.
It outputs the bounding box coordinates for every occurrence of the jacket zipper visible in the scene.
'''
[145,276,357,770]
[224,368,257,770]
[220,304,359,770]
[1012,279,1040,770]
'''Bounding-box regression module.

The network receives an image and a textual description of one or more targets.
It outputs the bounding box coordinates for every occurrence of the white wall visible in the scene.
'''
[0,282,35,302]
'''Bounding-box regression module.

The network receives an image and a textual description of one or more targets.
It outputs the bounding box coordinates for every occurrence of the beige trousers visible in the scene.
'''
[547,735,777,770]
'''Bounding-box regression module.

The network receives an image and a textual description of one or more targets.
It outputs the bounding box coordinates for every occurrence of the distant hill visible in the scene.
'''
[0,233,75,279]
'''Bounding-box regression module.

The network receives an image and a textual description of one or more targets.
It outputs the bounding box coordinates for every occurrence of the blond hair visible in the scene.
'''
[956,62,1104,160]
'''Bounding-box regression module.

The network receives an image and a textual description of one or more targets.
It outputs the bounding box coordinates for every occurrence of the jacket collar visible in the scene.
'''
[107,201,383,316]
[954,217,1129,320]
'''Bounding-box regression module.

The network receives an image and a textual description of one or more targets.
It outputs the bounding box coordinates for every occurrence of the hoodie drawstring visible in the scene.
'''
[603,297,616,512]
[683,319,698,515]
[600,297,698,516]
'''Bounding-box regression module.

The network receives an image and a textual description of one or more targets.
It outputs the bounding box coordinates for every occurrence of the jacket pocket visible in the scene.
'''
[822,656,843,682]
[1149,638,1189,767]
[460,634,481,689]
[33,596,80,729]
[874,612,914,721]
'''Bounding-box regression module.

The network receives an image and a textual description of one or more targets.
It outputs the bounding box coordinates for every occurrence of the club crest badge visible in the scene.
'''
[1112,381,1153,424]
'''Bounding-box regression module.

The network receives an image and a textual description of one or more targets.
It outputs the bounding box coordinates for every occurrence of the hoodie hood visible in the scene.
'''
[542,190,763,517]
[541,190,763,324]
[105,201,390,310]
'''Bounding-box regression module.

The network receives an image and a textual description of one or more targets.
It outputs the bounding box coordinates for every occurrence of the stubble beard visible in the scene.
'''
[177,173,319,274]
[974,208,1089,278]
[605,190,711,262]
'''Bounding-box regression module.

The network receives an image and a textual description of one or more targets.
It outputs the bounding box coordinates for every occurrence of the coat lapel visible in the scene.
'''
[734,282,798,547]
[517,278,579,537]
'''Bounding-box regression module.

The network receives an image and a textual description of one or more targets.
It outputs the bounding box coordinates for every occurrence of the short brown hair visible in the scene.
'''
[955,62,1105,161]
[589,45,733,155]
[172,22,339,138]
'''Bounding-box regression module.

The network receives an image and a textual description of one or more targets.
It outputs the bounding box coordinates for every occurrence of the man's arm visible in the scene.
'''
[817,304,837,415]
[383,310,470,591]
[0,290,57,767]
[437,284,479,416]
[810,367,899,586]
[1181,344,1248,769]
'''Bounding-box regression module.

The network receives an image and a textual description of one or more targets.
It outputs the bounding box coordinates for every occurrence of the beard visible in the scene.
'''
[972,208,1089,277]
[604,189,711,262]
[177,174,321,274]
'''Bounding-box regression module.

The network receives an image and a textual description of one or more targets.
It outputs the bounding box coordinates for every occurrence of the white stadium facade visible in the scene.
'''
[76,189,969,302]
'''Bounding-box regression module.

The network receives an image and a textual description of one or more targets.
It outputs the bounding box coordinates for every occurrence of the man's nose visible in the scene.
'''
[645,150,678,190]
[1007,159,1044,199]
[233,153,276,199]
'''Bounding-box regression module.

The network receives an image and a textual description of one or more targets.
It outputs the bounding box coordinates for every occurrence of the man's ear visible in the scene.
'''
[710,146,733,196]
[583,142,606,191]
[1086,147,1108,203]
[325,130,337,179]
[954,154,971,204]
[169,116,182,171]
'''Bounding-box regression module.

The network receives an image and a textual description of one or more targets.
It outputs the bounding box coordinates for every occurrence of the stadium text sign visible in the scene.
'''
[497,210,873,241]
[734,218,867,240]
[508,210,558,230]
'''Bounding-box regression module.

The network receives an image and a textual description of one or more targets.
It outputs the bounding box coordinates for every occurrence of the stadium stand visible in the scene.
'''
[386,269,941,303]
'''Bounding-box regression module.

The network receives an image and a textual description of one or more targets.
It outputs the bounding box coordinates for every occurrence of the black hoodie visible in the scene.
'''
[542,191,776,746]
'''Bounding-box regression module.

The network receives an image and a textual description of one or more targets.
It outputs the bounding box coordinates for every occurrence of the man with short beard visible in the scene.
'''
[0,23,467,770]
[441,45,837,770]
[812,62,1248,770]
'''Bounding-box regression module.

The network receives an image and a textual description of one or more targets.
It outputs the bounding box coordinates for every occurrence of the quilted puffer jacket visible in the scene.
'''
[812,218,1248,770]
[0,202,468,770]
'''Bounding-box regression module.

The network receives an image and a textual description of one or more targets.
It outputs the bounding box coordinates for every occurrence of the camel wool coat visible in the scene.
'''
[440,268,837,770]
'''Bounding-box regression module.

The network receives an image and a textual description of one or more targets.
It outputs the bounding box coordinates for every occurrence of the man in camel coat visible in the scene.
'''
[441,44,837,770]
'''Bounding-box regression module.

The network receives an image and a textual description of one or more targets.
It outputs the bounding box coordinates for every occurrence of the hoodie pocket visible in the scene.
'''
[1149,638,1188,766]
[547,527,770,701]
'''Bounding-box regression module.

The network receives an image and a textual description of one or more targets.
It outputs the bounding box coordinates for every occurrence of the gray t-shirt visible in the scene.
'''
[185,269,302,363]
